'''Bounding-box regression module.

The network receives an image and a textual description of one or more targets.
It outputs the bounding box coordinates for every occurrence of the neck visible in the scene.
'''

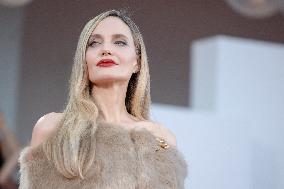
[91,82,136,123]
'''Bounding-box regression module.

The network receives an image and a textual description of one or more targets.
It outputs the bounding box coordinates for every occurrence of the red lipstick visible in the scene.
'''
[96,59,118,67]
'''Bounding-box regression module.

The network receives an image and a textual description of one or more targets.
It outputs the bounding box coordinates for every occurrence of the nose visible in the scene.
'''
[101,50,112,56]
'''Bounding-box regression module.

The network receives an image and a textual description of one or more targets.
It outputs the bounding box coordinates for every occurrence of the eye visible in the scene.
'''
[89,41,100,47]
[115,41,127,46]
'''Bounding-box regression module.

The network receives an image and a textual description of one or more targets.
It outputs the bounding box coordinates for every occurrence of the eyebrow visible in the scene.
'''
[89,33,129,41]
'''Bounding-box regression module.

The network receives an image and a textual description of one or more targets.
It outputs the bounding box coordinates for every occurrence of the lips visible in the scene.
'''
[96,59,118,67]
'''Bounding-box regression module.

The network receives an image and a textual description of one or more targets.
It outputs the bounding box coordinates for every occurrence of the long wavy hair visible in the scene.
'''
[42,9,151,179]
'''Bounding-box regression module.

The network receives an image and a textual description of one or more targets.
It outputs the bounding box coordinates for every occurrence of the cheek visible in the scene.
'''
[120,50,137,66]
[86,49,98,65]
[85,50,98,80]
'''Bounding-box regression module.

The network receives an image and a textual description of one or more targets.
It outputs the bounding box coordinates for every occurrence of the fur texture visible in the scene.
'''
[18,122,188,189]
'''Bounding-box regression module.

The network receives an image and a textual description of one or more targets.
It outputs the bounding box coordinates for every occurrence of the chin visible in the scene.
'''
[91,75,130,84]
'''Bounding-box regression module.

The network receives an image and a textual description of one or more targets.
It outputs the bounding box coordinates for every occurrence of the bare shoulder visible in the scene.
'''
[30,112,63,147]
[143,120,177,147]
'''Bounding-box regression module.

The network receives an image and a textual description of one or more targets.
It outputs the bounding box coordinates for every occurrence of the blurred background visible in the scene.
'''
[0,0,283,188]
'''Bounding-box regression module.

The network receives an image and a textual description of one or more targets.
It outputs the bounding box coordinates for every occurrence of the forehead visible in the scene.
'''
[91,16,133,39]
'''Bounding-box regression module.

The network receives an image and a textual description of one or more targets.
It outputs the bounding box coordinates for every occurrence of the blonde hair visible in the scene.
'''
[42,9,151,179]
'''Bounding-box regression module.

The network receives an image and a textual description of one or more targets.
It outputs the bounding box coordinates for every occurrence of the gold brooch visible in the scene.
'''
[155,137,169,151]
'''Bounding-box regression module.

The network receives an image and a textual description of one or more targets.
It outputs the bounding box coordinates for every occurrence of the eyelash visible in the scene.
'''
[89,41,127,47]
[115,41,127,46]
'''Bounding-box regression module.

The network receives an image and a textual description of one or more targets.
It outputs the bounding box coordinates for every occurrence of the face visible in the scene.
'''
[86,16,139,86]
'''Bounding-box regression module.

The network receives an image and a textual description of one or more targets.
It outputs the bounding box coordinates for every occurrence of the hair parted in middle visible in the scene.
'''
[42,9,151,179]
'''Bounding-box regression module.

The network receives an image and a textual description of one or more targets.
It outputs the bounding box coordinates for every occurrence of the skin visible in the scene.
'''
[86,16,140,125]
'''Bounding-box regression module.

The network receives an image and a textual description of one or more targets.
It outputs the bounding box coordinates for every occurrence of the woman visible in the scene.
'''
[0,113,20,189]
[18,9,188,189]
